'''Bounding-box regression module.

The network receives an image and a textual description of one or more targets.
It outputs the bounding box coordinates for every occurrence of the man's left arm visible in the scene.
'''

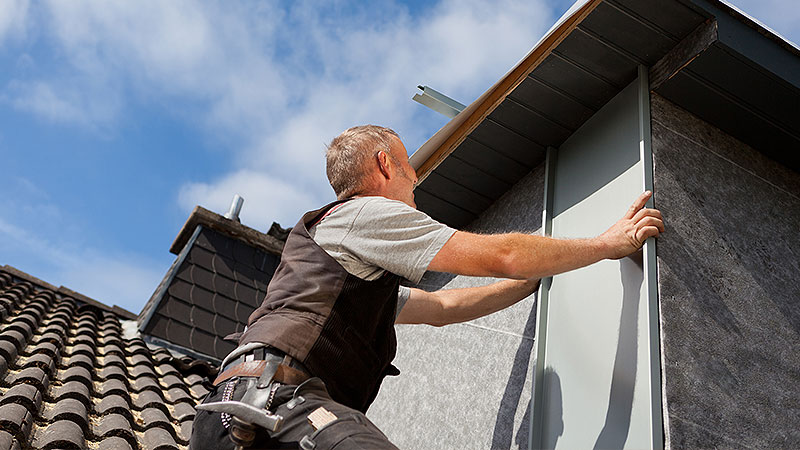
[395,278,540,326]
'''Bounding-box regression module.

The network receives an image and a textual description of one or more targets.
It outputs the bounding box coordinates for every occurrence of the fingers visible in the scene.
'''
[624,191,652,219]
[636,214,664,238]
[632,209,665,231]
[636,225,662,243]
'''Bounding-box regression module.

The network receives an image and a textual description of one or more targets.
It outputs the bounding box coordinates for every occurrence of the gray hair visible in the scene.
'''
[326,125,400,199]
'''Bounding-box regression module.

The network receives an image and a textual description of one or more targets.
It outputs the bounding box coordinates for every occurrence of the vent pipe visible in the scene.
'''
[224,194,244,222]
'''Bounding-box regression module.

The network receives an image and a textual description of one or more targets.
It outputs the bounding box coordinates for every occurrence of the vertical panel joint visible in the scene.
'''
[530,146,558,449]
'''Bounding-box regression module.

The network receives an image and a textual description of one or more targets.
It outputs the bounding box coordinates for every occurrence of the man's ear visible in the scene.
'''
[376,150,392,179]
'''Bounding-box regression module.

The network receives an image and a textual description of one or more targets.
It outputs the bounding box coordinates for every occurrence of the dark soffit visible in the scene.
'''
[414,0,800,228]
[654,0,800,173]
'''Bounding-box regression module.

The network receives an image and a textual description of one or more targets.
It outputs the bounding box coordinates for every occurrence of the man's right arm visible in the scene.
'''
[427,191,664,280]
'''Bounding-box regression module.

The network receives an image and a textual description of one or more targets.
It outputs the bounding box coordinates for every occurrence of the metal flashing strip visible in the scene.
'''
[138,225,202,333]
[529,70,663,449]
[638,65,665,450]
[412,85,466,119]
[530,145,557,449]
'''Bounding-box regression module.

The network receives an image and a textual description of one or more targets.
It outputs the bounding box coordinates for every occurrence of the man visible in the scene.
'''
[192,125,664,449]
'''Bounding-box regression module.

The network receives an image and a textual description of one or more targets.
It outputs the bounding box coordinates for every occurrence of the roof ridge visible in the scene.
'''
[1,265,136,320]
[170,205,286,256]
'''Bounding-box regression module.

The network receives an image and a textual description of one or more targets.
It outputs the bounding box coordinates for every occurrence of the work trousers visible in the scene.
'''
[190,377,399,449]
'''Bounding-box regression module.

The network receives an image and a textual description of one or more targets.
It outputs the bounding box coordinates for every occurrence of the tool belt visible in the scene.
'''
[197,345,314,446]
[214,345,312,386]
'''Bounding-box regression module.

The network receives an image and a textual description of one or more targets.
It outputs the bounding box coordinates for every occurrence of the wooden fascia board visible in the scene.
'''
[413,0,605,184]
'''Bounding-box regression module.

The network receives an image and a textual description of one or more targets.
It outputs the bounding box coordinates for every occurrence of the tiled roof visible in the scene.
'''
[138,207,285,362]
[0,266,216,450]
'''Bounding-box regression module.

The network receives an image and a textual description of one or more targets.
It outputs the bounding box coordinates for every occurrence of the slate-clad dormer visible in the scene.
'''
[137,205,288,362]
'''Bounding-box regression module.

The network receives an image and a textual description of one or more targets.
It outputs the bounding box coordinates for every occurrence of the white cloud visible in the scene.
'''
[11,175,51,201]
[178,169,324,229]
[41,0,288,134]
[0,0,28,44]
[1,0,556,310]
[3,1,288,133]
[6,80,117,127]
[185,0,552,227]
[7,0,551,158]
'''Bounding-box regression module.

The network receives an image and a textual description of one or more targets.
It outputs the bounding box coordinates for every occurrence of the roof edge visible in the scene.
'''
[711,0,800,56]
[170,206,285,256]
[1,264,137,320]
[138,225,201,331]
[57,285,137,320]
[409,0,603,183]
[1,264,59,292]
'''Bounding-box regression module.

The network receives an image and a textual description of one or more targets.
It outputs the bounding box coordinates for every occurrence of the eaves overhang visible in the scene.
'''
[412,0,800,228]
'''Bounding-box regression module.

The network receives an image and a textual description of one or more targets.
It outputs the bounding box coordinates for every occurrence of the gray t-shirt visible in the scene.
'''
[309,196,456,312]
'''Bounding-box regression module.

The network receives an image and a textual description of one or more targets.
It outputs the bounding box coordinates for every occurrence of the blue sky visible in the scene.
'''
[1,0,797,314]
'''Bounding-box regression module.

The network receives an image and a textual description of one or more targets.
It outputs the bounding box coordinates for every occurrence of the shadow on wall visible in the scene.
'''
[594,254,643,449]
[541,368,564,450]
[490,295,538,450]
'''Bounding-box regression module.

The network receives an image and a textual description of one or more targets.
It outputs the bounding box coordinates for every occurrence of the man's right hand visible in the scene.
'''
[429,191,665,280]
[597,191,664,260]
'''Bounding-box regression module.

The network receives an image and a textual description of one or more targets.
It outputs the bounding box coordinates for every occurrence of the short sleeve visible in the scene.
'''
[396,286,411,318]
[335,197,456,283]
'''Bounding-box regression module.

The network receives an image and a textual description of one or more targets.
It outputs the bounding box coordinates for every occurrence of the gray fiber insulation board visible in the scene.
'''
[368,165,545,449]
[651,94,800,448]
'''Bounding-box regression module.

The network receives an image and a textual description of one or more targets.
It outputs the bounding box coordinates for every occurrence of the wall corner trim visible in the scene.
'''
[639,65,666,450]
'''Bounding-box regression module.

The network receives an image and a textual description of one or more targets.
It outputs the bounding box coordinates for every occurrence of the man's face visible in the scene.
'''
[388,137,418,208]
